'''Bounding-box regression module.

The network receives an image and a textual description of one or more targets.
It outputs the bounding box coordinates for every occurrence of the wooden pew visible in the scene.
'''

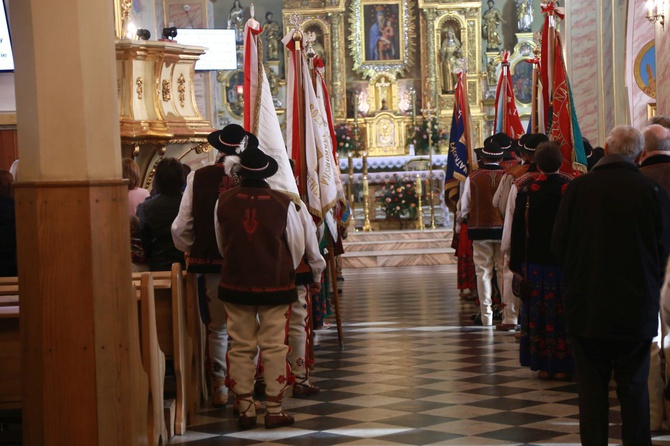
[185,272,209,411]
[0,306,20,412]
[138,274,168,446]
[132,265,193,437]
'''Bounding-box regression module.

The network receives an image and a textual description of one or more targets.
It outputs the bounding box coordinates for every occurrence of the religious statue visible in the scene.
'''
[482,0,505,51]
[263,11,281,61]
[440,28,461,93]
[228,0,245,44]
[264,66,283,107]
[516,0,534,32]
[486,57,498,88]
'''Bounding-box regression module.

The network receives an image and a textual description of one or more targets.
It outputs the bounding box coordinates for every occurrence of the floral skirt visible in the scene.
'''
[456,223,477,291]
[519,263,575,375]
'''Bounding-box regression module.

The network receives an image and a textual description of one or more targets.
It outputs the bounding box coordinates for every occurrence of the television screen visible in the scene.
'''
[0,2,14,71]
[175,29,237,71]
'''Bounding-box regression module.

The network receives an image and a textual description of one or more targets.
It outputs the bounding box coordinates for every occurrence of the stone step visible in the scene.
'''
[341,247,456,268]
[344,239,453,252]
[344,229,453,243]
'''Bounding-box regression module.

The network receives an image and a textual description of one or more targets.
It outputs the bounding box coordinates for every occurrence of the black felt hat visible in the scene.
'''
[518,133,549,153]
[491,133,514,151]
[475,141,504,158]
[238,143,279,180]
[208,124,257,155]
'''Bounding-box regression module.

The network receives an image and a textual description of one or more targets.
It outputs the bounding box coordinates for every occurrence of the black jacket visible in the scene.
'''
[138,193,185,271]
[510,174,570,273]
[0,197,17,277]
[552,155,670,340]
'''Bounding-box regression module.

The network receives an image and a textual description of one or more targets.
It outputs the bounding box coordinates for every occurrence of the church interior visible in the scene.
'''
[1,0,670,444]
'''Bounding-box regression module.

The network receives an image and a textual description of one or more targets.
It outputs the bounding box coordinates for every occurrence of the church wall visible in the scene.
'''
[655,1,670,116]
[0,73,15,112]
[565,2,601,144]
[626,0,655,128]
[565,0,628,146]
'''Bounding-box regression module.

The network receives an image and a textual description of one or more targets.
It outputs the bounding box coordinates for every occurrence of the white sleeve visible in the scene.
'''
[286,202,306,269]
[460,177,472,218]
[494,174,513,217]
[214,199,224,257]
[299,202,326,282]
[492,173,506,211]
[501,184,518,254]
[171,171,195,253]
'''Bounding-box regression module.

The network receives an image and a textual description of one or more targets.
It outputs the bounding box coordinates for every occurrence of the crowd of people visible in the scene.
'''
[5,117,670,441]
[454,116,670,445]
[121,124,327,430]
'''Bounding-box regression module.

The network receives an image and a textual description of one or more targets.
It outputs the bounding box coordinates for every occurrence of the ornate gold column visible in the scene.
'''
[423,8,439,105]
[330,11,346,119]
[11,0,143,444]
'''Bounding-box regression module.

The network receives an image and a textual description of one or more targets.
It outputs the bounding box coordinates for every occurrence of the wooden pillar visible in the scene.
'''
[9,0,143,444]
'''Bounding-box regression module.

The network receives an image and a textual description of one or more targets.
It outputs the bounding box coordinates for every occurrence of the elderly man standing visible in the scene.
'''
[552,125,670,446]
[640,122,670,431]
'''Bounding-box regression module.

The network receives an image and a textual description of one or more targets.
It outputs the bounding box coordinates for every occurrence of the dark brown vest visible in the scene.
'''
[188,164,235,273]
[506,163,530,179]
[468,165,505,240]
[217,184,298,305]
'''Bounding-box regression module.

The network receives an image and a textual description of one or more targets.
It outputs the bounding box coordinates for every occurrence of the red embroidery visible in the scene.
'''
[243,207,258,239]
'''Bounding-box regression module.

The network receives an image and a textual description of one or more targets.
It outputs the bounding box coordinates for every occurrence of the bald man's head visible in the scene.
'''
[643,124,670,154]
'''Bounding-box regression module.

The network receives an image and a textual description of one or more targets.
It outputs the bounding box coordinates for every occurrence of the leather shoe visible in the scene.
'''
[265,411,295,429]
[293,382,320,397]
[496,323,517,331]
[233,400,262,417]
[238,414,257,430]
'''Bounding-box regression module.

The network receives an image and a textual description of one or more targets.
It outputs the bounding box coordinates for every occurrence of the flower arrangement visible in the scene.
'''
[407,117,448,155]
[377,174,420,219]
[334,123,361,154]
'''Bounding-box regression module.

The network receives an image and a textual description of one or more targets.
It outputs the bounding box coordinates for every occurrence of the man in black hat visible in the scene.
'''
[495,133,547,330]
[171,123,253,407]
[215,143,308,430]
[460,142,506,326]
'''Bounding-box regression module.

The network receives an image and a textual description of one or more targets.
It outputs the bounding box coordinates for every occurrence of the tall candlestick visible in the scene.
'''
[362,151,372,232]
[411,90,417,126]
[347,152,355,231]
[416,174,425,230]
[353,94,359,126]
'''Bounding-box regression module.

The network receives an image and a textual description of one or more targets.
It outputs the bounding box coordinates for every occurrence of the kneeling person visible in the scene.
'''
[215,143,305,430]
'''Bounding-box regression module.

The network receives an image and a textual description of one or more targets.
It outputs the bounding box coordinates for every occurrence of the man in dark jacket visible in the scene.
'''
[552,125,670,446]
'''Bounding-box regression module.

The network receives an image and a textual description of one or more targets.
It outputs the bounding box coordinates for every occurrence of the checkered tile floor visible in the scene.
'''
[173,265,670,445]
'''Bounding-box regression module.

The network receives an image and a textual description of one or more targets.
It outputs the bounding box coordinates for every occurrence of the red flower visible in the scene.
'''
[536,174,548,181]
[530,183,541,192]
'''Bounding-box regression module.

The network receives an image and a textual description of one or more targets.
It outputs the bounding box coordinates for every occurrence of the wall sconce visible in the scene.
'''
[646,0,665,28]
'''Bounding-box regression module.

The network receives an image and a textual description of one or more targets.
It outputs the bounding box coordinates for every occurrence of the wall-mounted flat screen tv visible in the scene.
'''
[0,2,14,71]
[175,29,236,71]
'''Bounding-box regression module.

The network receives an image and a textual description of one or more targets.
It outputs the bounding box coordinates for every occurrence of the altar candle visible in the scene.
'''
[411,91,416,125]
[363,177,369,196]
[415,174,422,194]
[354,94,359,125]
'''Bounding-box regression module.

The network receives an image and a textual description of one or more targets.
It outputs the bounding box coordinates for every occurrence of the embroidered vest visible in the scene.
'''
[188,164,235,273]
[217,186,297,305]
[468,166,505,240]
